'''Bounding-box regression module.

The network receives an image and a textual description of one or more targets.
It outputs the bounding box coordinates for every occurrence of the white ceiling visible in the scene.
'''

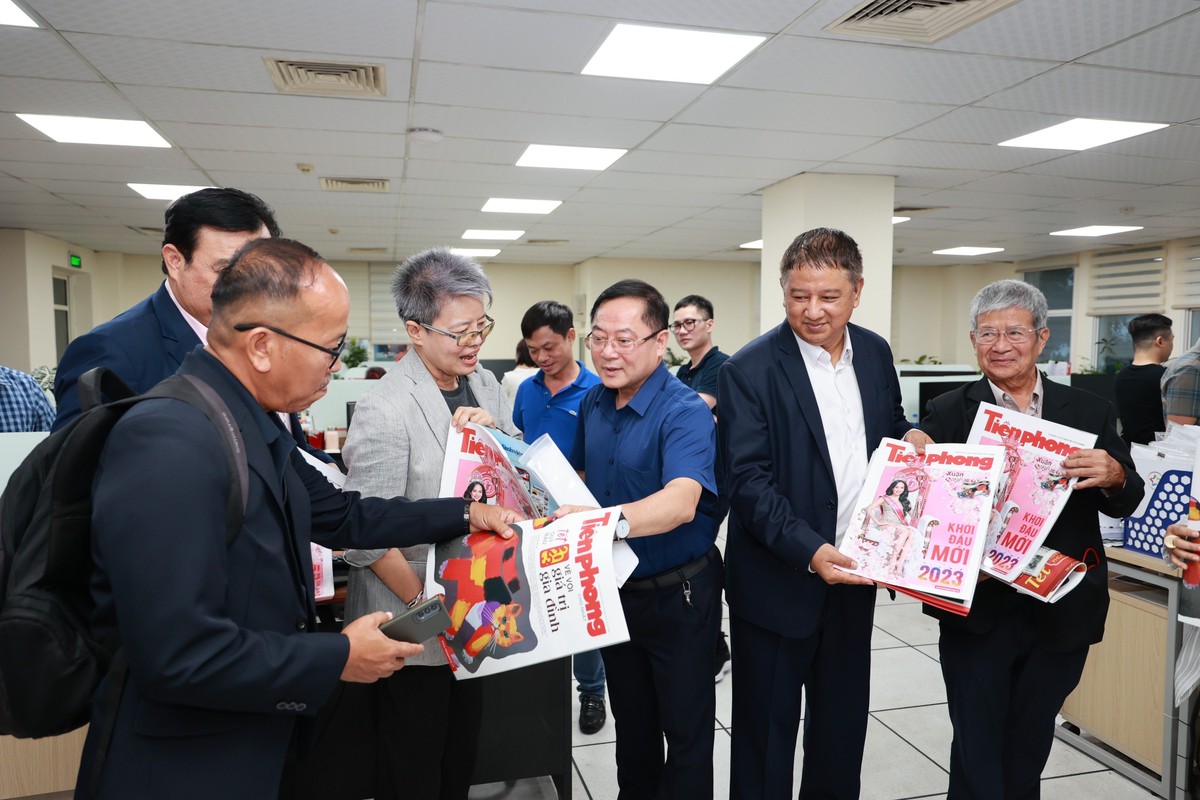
[2,0,1200,266]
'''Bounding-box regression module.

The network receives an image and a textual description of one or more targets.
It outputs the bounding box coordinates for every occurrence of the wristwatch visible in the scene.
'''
[613,513,631,541]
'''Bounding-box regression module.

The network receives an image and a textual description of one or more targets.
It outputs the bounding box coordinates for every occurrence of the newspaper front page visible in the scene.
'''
[429,423,630,678]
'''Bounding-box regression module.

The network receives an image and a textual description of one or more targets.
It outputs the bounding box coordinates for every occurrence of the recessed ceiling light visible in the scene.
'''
[0,0,37,27]
[740,239,763,249]
[463,229,524,241]
[128,183,213,201]
[933,246,1005,257]
[892,216,911,224]
[998,118,1167,151]
[582,23,764,85]
[516,144,626,171]
[17,114,170,147]
[482,198,562,214]
[1049,225,1144,237]
[450,248,501,258]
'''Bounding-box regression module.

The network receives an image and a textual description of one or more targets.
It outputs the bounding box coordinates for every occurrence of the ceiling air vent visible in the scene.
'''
[827,0,1021,44]
[346,247,390,254]
[128,225,164,237]
[265,58,386,97]
[319,177,391,193]
[524,239,569,246]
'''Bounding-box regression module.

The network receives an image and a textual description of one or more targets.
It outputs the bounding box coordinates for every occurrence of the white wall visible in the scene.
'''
[891,261,1018,365]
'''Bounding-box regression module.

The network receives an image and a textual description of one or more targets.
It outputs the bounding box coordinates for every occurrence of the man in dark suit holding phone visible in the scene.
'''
[718,228,927,799]
[920,279,1141,799]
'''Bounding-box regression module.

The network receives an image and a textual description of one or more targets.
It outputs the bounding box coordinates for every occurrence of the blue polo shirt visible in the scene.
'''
[512,361,601,460]
[570,362,719,578]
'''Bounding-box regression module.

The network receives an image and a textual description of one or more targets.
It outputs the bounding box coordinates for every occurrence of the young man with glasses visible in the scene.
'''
[567,279,724,798]
[671,295,729,417]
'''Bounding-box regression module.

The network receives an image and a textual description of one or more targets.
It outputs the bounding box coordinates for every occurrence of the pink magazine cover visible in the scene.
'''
[966,403,1096,580]
[840,438,1003,603]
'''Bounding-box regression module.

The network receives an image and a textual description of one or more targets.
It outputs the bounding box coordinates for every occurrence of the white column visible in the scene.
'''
[759,173,896,338]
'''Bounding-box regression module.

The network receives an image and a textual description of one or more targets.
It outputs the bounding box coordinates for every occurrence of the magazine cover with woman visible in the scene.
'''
[839,438,1003,606]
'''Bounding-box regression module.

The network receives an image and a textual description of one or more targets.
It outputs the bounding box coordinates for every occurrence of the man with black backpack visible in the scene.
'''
[71,238,519,799]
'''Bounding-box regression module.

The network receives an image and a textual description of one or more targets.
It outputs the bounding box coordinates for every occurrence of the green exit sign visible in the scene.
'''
[68,254,82,268]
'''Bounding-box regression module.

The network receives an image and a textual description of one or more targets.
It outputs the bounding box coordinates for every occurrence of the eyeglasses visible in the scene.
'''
[420,315,495,347]
[973,326,1041,345]
[584,330,664,354]
[668,318,707,333]
[233,323,346,369]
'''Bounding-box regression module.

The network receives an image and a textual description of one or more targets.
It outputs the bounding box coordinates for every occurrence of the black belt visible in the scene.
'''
[621,546,721,592]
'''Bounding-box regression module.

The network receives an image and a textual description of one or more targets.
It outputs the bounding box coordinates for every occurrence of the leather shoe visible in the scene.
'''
[578,694,606,735]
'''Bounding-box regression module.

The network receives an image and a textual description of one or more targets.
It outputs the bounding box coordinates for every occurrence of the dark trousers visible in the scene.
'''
[375,664,483,800]
[602,555,722,800]
[729,583,876,800]
[939,613,1089,800]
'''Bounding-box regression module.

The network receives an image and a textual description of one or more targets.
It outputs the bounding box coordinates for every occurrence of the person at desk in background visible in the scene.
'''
[340,247,516,800]
[0,364,54,432]
[920,279,1142,800]
[1113,313,1173,444]
[511,299,606,733]
[718,227,923,800]
[74,237,519,800]
[1162,331,1200,426]
[671,294,729,417]
[566,279,723,798]
[500,339,538,405]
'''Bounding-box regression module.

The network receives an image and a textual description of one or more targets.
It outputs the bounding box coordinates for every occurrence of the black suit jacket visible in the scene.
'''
[921,376,1144,651]
[75,350,465,800]
[718,321,911,638]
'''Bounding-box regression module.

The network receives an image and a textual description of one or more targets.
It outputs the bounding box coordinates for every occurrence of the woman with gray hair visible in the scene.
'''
[919,278,1140,799]
[341,247,516,800]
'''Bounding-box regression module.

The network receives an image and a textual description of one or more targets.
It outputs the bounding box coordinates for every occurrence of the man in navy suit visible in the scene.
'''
[921,280,1141,799]
[718,228,927,799]
[53,187,280,429]
[75,238,519,799]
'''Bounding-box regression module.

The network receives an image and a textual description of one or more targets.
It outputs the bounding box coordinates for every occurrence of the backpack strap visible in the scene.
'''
[77,367,136,414]
[88,373,249,795]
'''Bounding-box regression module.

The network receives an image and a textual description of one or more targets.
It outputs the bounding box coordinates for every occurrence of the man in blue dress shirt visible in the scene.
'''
[511,300,606,733]
[569,279,723,799]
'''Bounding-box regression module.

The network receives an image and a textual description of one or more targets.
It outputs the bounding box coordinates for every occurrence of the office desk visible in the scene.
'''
[1056,547,1184,798]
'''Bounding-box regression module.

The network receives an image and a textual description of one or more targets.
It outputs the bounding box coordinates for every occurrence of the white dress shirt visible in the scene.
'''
[794,330,868,548]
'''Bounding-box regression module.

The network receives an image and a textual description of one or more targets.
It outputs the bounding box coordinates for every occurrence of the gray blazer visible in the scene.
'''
[341,351,515,666]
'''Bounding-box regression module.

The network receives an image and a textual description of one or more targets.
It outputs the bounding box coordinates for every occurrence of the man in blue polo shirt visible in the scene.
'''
[570,279,723,799]
[511,300,606,734]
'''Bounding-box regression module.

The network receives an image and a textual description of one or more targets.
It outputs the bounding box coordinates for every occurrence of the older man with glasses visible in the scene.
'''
[920,279,1141,800]
[563,278,724,799]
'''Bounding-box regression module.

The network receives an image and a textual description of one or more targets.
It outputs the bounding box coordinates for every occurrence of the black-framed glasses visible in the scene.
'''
[668,318,707,333]
[584,330,664,354]
[973,326,1041,346]
[233,323,347,368]
[420,315,495,347]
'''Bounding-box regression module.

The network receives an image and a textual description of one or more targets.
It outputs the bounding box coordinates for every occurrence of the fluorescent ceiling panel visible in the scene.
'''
[516,144,626,171]
[582,23,765,85]
[128,183,213,200]
[740,239,763,249]
[451,248,501,258]
[462,229,524,240]
[17,114,170,147]
[482,198,561,214]
[1049,225,1143,237]
[933,246,1005,256]
[998,118,1167,151]
[0,0,37,27]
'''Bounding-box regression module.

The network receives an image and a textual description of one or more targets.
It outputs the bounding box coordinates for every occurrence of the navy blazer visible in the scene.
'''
[718,321,911,639]
[75,350,466,800]
[54,282,199,431]
[921,376,1143,651]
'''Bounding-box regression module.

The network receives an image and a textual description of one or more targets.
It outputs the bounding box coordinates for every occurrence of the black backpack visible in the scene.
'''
[0,367,248,739]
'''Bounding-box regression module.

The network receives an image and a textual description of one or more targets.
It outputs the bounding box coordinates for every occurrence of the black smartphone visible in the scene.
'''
[379,596,451,644]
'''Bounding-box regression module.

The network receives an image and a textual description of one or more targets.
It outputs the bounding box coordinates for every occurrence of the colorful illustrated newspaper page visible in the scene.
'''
[428,509,630,679]
[966,403,1096,580]
[839,438,1002,609]
[1008,546,1087,603]
[440,423,540,519]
